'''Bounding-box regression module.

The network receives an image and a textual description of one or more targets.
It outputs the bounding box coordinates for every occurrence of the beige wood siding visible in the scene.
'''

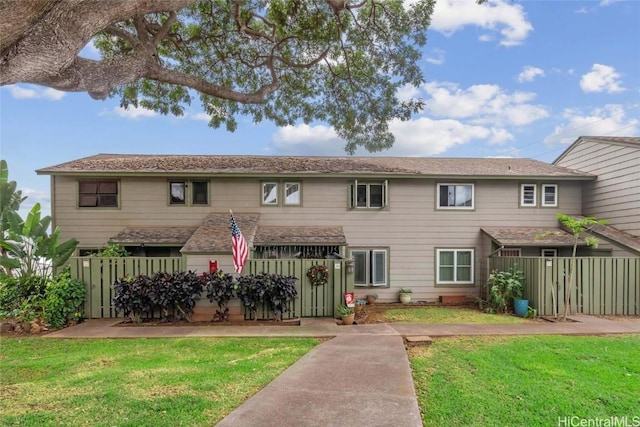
[556,140,640,236]
[51,175,584,302]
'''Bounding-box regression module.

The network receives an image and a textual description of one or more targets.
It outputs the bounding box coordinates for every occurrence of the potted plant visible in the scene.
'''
[354,299,366,314]
[336,304,355,325]
[366,293,378,305]
[486,268,527,315]
[398,288,413,304]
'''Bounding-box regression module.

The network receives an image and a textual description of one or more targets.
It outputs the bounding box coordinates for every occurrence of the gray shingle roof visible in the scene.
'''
[181,213,259,254]
[109,227,197,245]
[36,153,594,179]
[577,220,640,256]
[254,226,346,245]
[481,227,583,247]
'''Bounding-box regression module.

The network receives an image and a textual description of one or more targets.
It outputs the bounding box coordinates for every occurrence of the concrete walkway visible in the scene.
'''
[43,316,640,427]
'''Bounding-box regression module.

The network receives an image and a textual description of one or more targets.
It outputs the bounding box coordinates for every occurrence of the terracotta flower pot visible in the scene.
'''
[341,313,355,325]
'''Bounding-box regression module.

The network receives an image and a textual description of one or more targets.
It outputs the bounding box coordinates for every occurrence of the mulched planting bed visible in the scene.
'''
[115,318,301,327]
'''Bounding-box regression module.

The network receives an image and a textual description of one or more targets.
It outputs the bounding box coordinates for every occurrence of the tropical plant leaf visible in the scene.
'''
[23,203,42,237]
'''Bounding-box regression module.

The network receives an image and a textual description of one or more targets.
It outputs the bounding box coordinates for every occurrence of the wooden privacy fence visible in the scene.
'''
[70,257,353,319]
[246,259,354,319]
[69,257,185,318]
[489,257,640,316]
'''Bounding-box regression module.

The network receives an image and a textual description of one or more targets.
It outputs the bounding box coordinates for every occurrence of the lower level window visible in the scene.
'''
[436,248,474,285]
[352,249,387,287]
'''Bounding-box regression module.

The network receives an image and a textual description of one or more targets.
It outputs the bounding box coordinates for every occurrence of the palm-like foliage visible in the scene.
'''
[0,160,78,278]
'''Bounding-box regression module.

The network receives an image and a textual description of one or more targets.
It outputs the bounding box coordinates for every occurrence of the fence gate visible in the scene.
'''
[247,259,353,318]
[69,257,185,318]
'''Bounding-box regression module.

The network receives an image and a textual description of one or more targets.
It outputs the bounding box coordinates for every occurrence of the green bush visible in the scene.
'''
[41,270,85,328]
[95,244,129,257]
[0,275,47,316]
[484,268,525,314]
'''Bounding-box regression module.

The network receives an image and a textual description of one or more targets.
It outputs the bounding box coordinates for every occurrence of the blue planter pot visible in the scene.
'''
[513,298,529,316]
[513,299,529,317]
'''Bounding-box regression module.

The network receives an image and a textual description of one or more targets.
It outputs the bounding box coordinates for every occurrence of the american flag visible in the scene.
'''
[230,212,248,274]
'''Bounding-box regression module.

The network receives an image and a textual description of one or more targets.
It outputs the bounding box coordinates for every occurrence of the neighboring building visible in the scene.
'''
[554,136,640,255]
[37,151,636,303]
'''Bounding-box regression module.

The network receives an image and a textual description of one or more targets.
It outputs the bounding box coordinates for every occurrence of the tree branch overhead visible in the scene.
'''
[0,0,435,153]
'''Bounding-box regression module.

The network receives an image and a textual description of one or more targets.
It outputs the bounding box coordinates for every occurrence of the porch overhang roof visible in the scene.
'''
[254,226,346,245]
[181,213,260,254]
[481,227,584,247]
[109,227,197,246]
[582,222,640,255]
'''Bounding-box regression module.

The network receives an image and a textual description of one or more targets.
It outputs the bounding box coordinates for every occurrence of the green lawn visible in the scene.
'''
[0,337,318,427]
[381,306,528,323]
[410,335,640,427]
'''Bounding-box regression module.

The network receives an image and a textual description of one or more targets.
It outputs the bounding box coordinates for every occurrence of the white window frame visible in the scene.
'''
[436,248,475,285]
[541,248,558,257]
[349,180,388,209]
[542,184,558,207]
[437,183,474,210]
[351,248,388,287]
[262,182,279,205]
[520,184,537,207]
[498,248,521,257]
[284,182,301,206]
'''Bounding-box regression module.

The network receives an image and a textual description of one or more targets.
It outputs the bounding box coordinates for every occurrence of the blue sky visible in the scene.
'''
[1,0,639,218]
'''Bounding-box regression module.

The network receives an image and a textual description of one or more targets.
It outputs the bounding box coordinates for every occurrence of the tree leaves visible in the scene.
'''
[2,0,437,153]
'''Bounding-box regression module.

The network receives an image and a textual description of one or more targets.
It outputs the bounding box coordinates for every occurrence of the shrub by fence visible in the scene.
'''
[112,270,297,322]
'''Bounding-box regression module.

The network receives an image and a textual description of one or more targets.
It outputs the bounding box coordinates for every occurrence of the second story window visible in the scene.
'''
[169,180,209,206]
[170,181,186,204]
[79,180,118,208]
[285,182,301,205]
[520,184,537,207]
[542,184,558,207]
[349,180,388,209]
[261,181,302,206]
[437,183,474,209]
[262,182,279,205]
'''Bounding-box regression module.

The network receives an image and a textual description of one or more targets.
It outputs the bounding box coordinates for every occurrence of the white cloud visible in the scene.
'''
[190,112,211,121]
[396,84,421,102]
[385,118,490,156]
[109,105,157,119]
[272,124,345,155]
[580,64,625,93]
[425,48,446,65]
[420,81,549,126]
[18,188,51,219]
[543,104,639,146]
[272,119,493,157]
[487,127,514,145]
[517,66,545,83]
[5,84,66,101]
[429,0,533,46]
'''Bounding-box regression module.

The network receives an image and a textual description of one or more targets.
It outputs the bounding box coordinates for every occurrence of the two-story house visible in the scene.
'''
[37,150,637,303]
[554,136,640,256]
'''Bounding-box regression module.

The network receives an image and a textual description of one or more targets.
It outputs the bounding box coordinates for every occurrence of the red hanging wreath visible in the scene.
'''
[307,265,329,286]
